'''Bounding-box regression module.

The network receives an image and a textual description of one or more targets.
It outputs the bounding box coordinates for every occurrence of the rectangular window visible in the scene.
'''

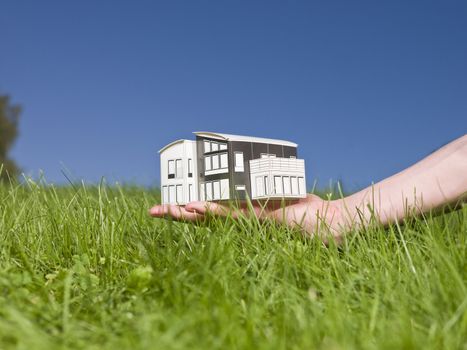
[213,181,221,199]
[162,186,168,204]
[176,185,183,203]
[234,152,244,172]
[206,182,213,200]
[274,176,283,194]
[211,142,219,152]
[205,156,212,171]
[188,158,193,177]
[220,179,230,199]
[298,177,306,195]
[168,160,175,179]
[219,143,227,150]
[291,177,298,195]
[176,159,183,179]
[212,154,219,169]
[204,141,211,153]
[220,153,228,168]
[169,185,175,204]
[256,177,263,197]
[264,175,269,195]
[188,184,193,202]
[236,185,246,191]
[283,176,291,194]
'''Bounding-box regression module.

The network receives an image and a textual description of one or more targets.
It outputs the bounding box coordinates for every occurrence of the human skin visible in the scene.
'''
[149,134,467,241]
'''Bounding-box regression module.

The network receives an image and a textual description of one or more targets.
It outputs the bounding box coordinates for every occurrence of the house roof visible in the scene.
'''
[193,131,298,147]
[158,139,195,153]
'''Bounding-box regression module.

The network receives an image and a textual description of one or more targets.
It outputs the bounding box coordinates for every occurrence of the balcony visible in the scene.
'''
[249,157,306,199]
[249,157,305,173]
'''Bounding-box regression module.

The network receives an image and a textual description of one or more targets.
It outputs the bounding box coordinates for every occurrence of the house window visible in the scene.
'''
[168,160,175,179]
[169,185,175,204]
[176,185,183,203]
[176,159,183,179]
[206,182,213,200]
[220,179,230,199]
[212,154,219,169]
[264,176,269,195]
[204,153,229,175]
[211,142,219,152]
[255,177,263,196]
[188,184,193,202]
[235,185,246,191]
[205,156,212,171]
[283,176,291,194]
[274,176,283,194]
[291,177,298,195]
[188,158,193,177]
[204,141,211,153]
[220,153,228,168]
[234,152,244,172]
[200,181,224,200]
[213,181,221,200]
[162,186,168,204]
[298,177,306,195]
[219,143,227,150]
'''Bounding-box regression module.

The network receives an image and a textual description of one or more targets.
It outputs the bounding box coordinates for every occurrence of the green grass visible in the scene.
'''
[0,180,466,349]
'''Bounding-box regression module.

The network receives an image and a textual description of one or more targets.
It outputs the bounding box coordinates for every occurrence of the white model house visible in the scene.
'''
[159,132,307,205]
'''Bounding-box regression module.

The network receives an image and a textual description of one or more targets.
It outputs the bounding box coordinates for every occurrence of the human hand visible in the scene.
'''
[149,194,346,241]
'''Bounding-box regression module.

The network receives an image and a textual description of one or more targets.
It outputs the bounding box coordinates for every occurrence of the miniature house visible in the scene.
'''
[159,132,307,205]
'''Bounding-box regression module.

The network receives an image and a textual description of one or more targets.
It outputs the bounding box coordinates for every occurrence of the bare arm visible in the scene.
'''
[340,134,467,227]
[150,134,467,240]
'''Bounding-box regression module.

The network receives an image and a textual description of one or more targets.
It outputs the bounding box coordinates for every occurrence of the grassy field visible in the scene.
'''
[0,180,465,349]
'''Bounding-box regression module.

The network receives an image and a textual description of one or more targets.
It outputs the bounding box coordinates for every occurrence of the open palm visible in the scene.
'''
[149,194,345,240]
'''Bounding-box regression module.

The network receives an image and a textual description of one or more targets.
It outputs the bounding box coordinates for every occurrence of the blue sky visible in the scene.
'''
[1,0,466,190]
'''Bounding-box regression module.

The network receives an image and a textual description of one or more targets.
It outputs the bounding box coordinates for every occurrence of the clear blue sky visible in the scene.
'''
[1,0,466,190]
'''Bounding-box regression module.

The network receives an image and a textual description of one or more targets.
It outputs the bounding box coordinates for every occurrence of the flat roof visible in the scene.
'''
[193,131,298,147]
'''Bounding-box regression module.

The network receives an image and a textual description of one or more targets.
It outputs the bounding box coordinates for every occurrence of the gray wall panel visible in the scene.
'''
[268,144,283,157]
[196,136,299,201]
[283,146,297,158]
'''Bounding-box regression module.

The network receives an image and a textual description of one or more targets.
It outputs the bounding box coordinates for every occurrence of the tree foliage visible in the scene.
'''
[0,94,21,181]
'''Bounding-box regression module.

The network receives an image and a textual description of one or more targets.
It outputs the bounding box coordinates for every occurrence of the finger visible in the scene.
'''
[186,201,266,220]
[170,205,205,222]
[186,201,254,220]
[185,201,231,217]
[149,204,204,222]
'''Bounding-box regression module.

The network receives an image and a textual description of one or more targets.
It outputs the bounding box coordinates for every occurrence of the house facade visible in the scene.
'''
[160,132,306,205]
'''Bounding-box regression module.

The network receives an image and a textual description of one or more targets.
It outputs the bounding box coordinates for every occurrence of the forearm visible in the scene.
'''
[340,134,467,227]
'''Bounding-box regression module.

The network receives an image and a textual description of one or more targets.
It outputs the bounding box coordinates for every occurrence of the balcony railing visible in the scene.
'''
[249,157,305,173]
